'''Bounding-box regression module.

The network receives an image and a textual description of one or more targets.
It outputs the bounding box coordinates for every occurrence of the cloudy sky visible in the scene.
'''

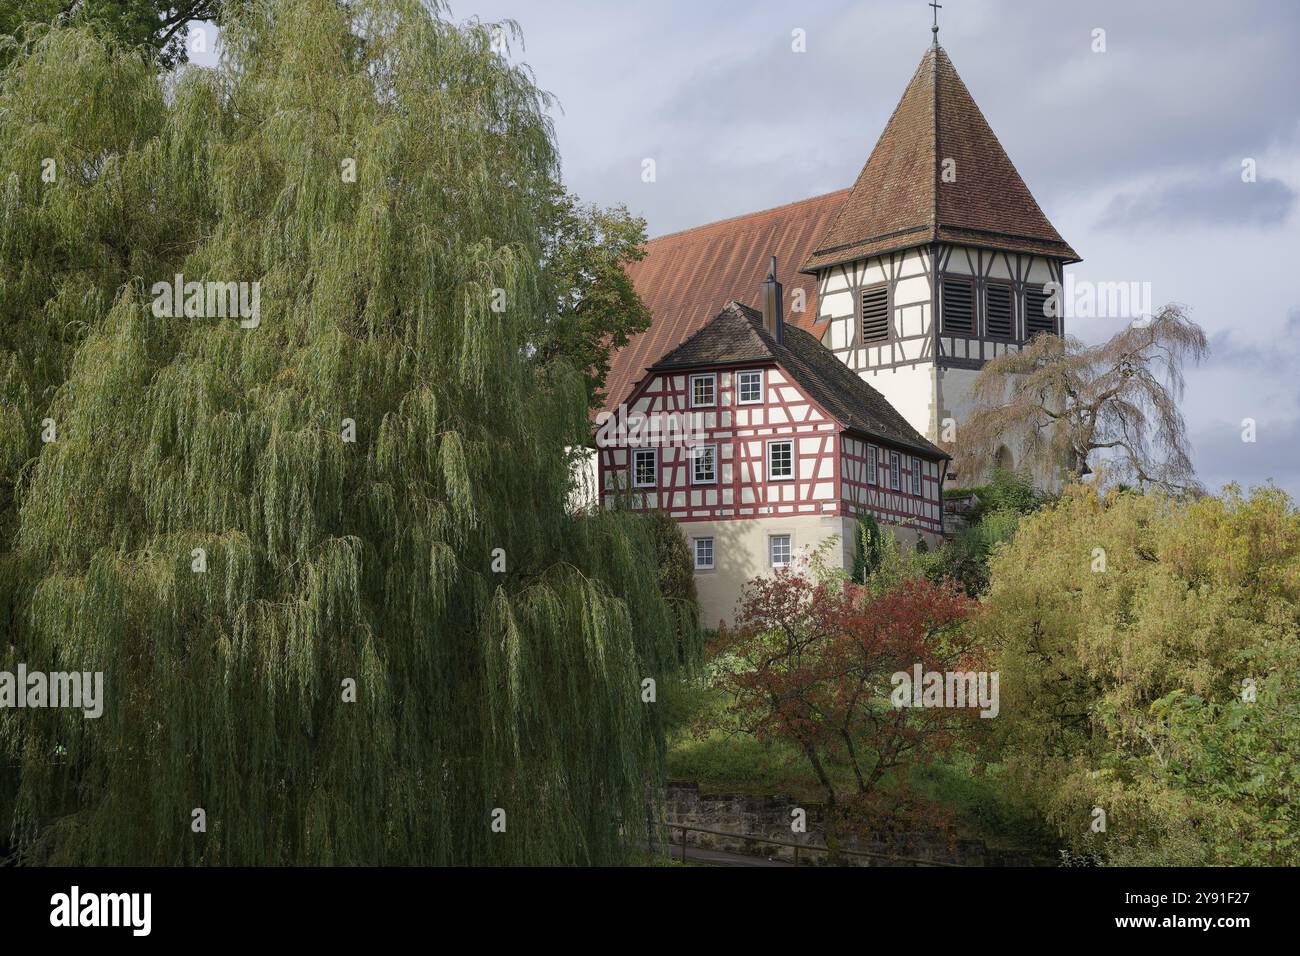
[199,0,1300,496]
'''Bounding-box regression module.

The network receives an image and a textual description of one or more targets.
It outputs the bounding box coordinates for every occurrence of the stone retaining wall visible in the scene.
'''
[661,782,1040,867]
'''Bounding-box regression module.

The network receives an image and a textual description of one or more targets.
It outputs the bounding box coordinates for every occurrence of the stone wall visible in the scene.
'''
[660,782,1041,867]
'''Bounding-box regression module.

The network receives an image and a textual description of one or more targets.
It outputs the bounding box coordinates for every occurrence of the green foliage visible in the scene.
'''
[0,2,691,865]
[902,756,1058,855]
[981,483,1300,865]
[644,509,696,611]
[822,519,930,596]
[924,468,1049,597]
[0,1,223,70]
[967,467,1051,523]
[668,727,835,800]
[642,509,701,665]
[530,183,652,409]
[1,23,176,560]
[850,513,886,584]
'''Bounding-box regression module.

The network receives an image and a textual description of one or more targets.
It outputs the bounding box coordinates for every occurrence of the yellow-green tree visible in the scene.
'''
[980,484,1300,865]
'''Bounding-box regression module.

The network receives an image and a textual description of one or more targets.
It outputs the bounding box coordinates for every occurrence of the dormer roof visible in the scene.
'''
[650,302,947,460]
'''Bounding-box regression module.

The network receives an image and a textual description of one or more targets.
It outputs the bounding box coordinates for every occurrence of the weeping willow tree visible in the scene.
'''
[953,305,1209,495]
[0,0,690,865]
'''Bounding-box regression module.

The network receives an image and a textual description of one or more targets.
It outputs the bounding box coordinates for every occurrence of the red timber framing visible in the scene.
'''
[597,362,941,535]
[840,436,942,534]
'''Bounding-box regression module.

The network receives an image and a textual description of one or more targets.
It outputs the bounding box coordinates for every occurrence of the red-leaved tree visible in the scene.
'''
[714,569,979,857]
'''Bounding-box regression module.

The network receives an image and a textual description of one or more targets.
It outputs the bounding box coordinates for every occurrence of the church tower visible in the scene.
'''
[800,41,1079,479]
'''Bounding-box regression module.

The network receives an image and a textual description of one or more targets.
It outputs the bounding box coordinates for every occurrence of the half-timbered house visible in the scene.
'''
[598,266,947,625]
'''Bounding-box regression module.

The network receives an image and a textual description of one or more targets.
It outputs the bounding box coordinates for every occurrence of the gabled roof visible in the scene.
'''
[600,191,848,415]
[650,303,947,461]
[802,46,1078,273]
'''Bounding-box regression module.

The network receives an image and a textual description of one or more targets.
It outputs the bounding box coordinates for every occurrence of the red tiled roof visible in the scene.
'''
[599,190,848,414]
[803,46,1078,272]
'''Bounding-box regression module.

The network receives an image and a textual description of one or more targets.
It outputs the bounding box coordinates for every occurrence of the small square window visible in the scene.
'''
[737,370,763,404]
[767,440,793,481]
[690,374,716,408]
[889,451,901,491]
[633,449,657,488]
[693,537,714,571]
[911,457,922,495]
[769,534,792,568]
[691,444,716,484]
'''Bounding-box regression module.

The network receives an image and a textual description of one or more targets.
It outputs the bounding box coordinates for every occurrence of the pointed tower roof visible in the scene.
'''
[802,46,1078,273]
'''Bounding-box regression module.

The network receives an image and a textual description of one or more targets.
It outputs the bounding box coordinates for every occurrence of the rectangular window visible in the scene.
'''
[632,448,657,488]
[1025,285,1056,338]
[911,457,922,495]
[867,444,878,485]
[941,276,975,335]
[690,444,716,484]
[889,451,901,491]
[860,285,890,344]
[767,439,794,481]
[690,373,716,408]
[769,534,791,568]
[737,370,763,404]
[986,283,1013,339]
[693,537,714,571]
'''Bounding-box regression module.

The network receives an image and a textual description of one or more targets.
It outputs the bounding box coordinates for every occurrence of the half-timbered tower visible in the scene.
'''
[598,265,947,625]
[800,44,1079,474]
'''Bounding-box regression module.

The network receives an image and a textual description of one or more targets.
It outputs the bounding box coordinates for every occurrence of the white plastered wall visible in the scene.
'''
[687,514,943,628]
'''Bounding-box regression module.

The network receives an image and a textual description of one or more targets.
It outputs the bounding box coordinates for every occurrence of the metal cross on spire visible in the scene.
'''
[930,1,942,48]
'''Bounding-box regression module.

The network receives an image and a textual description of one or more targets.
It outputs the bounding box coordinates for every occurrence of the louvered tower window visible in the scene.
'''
[941,277,974,335]
[860,285,889,343]
[986,284,1013,339]
[1025,285,1056,338]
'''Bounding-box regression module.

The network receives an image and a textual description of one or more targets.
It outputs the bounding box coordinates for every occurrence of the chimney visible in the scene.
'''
[761,255,784,343]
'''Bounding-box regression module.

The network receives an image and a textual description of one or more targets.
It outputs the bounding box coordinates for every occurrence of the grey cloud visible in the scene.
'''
[1205,308,1300,372]
[1192,413,1300,494]
[1099,173,1295,228]
[953,0,1300,213]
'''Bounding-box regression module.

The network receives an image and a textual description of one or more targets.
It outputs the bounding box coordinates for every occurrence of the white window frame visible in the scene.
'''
[737,369,764,405]
[689,373,717,408]
[693,536,714,571]
[632,448,657,489]
[889,450,901,491]
[769,533,792,569]
[690,443,717,485]
[766,439,794,482]
[867,444,878,485]
[911,457,922,495]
